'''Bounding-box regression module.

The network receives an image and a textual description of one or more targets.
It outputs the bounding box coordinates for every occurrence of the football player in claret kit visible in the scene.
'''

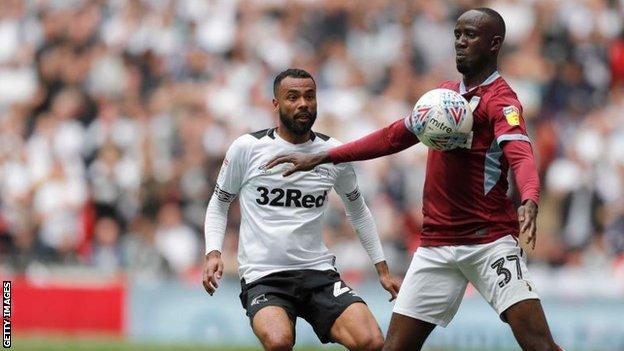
[203,68,401,351]
[267,9,564,351]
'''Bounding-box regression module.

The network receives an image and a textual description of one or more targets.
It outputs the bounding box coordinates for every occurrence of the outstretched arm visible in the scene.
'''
[266,118,419,176]
[502,140,540,249]
[329,118,419,163]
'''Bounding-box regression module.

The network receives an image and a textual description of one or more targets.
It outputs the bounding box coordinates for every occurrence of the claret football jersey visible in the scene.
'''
[406,71,532,246]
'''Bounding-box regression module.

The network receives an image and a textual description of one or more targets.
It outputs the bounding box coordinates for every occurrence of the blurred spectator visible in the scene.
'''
[124,216,171,281]
[91,217,123,274]
[32,160,86,262]
[154,202,199,275]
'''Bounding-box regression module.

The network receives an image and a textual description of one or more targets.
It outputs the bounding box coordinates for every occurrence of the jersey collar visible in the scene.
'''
[267,128,276,139]
[459,70,500,95]
[270,127,317,144]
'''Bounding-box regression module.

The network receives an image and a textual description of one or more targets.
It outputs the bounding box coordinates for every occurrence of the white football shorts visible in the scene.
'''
[393,235,539,327]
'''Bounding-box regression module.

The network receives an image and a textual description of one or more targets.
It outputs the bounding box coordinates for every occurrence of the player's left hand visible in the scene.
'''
[374,261,401,301]
[379,273,401,302]
[518,199,538,250]
[203,250,224,296]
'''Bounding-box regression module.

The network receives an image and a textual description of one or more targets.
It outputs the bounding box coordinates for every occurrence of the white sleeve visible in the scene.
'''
[334,163,385,264]
[204,138,247,254]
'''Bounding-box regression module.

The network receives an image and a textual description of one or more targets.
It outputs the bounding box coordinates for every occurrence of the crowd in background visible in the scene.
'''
[0,0,623,284]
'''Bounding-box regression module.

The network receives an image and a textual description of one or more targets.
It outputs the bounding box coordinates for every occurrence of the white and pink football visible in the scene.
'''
[406,88,473,151]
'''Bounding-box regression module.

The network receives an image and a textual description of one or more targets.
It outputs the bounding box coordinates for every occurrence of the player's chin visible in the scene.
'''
[293,120,314,134]
[456,61,470,74]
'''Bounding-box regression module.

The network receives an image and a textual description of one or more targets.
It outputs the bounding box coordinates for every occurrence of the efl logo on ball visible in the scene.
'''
[407,88,474,151]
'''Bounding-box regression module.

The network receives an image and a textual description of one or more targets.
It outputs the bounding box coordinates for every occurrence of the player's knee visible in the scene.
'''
[263,338,293,351]
[348,333,384,351]
[262,334,294,351]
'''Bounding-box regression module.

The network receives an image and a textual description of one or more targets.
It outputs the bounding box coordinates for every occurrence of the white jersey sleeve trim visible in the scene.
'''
[496,134,531,145]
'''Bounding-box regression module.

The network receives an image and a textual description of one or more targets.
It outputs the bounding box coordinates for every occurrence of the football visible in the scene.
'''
[406,88,474,151]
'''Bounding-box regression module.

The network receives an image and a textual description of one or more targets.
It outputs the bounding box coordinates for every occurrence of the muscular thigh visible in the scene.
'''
[329,302,382,348]
[252,306,295,344]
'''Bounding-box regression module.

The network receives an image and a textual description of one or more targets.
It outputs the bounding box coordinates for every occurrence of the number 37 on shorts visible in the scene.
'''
[490,254,524,288]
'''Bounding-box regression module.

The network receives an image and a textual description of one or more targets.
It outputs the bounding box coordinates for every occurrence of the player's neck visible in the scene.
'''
[276,126,311,144]
[462,65,498,91]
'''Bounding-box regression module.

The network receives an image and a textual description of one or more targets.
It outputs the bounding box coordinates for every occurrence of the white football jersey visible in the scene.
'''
[211,128,372,283]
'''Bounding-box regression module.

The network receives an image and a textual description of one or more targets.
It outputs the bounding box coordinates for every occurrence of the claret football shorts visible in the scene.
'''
[393,235,539,327]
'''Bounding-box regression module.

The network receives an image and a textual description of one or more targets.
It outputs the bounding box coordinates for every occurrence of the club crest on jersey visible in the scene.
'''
[313,166,330,179]
[503,106,520,126]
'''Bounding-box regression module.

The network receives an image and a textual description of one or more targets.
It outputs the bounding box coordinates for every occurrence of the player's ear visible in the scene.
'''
[491,35,503,54]
[272,98,279,111]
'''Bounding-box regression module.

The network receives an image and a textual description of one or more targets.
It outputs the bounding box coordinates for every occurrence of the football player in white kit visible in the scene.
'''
[203,68,401,351]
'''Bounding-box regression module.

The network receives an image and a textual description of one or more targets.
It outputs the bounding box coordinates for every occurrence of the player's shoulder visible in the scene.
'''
[226,129,274,155]
[313,131,338,145]
[233,128,277,146]
[247,127,277,141]
[313,134,355,171]
[485,77,521,107]
[311,132,352,167]
[437,80,460,91]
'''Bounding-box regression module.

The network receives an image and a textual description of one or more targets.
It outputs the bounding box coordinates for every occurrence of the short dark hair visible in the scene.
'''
[273,68,315,97]
[474,7,506,40]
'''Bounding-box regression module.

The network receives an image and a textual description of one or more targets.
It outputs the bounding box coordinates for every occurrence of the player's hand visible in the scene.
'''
[265,151,330,177]
[374,261,401,301]
[379,273,401,302]
[203,250,224,296]
[518,199,538,250]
